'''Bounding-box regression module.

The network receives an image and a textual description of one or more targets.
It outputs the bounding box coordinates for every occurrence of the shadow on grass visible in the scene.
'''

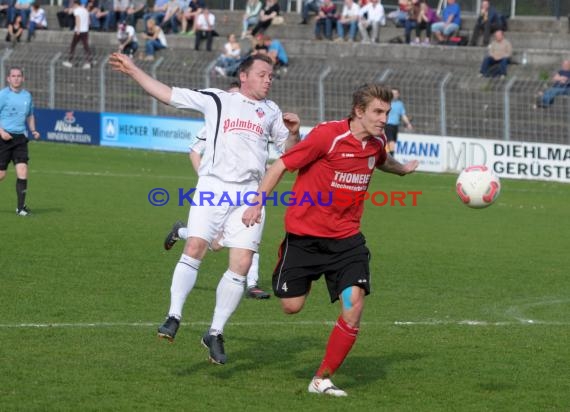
[173,331,425,391]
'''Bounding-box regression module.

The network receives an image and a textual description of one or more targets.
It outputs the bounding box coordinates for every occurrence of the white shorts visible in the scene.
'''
[186,175,265,252]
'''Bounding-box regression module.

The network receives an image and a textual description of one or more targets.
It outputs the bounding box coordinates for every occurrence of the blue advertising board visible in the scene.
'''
[100,113,204,153]
[35,108,100,145]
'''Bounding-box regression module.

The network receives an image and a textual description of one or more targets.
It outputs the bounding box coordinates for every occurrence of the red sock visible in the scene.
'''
[315,316,359,378]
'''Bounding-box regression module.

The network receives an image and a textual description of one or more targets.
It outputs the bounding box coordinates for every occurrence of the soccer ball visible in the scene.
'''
[456,165,501,209]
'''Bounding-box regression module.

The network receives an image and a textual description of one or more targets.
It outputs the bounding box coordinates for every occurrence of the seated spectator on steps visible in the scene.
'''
[57,0,76,29]
[403,0,419,44]
[141,17,167,61]
[125,0,146,30]
[251,0,280,36]
[194,7,216,51]
[12,0,33,28]
[178,0,204,35]
[5,14,24,46]
[214,33,241,76]
[411,0,437,45]
[241,0,262,39]
[160,0,179,33]
[479,30,511,78]
[387,0,410,28]
[117,21,138,57]
[535,59,570,109]
[470,0,503,47]
[314,0,336,40]
[335,0,360,42]
[358,0,385,44]
[300,0,321,25]
[27,2,47,42]
[431,0,461,44]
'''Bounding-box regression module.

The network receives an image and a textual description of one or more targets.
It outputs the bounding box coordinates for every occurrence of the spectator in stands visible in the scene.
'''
[251,0,280,37]
[56,0,76,30]
[88,0,113,31]
[241,0,262,39]
[412,0,437,45]
[387,0,410,28]
[479,30,511,78]
[125,0,146,31]
[431,0,461,44]
[535,59,570,108]
[314,0,336,41]
[160,0,180,33]
[178,0,204,35]
[335,0,360,42]
[11,0,32,28]
[403,0,419,44]
[194,7,216,51]
[27,2,47,42]
[0,0,12,28]
[470,0,503,47]
[143,0,168,28]
[358,0,385,44]
[62,0,93,69]
[214,33,241,77]
[385,88,412,156]
[5,14,23,46]
[108,0,129,31]
[300,0,321,25]
[141,17,167,61]
[264,34,289,74]
[117,21,138,57]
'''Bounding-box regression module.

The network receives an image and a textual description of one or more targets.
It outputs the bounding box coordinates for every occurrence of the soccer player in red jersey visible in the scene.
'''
[242,83,419,396]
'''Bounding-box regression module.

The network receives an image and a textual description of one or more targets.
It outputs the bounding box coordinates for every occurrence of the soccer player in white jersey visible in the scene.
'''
[165,124,271,299]
[109,53,300,364]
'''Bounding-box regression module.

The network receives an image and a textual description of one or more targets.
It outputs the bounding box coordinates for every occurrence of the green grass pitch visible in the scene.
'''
[1,142,569,411]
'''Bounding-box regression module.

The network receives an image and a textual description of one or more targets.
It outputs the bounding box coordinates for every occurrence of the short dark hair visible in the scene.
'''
[229,80,240,89]
[349,83,393,119]
[8,66,24,76]
[237,54,274,76]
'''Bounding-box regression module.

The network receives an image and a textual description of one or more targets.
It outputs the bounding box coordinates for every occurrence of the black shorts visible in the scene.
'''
[0,134,29,170]
[272,232,371,303]
[385,124,399,143]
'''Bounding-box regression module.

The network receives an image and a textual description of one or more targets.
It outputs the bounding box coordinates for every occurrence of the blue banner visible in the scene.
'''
[36,108,100,145]
[100,113,204,153]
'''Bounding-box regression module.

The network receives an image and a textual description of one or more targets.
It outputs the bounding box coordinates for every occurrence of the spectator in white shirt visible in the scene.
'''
[27,3,47,42]
[358,0,385,43]
[335,0,360,42]
[194,7,215,51]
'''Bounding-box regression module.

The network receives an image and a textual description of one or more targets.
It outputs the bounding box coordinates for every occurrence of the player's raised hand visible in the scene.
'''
[109,52,136,75]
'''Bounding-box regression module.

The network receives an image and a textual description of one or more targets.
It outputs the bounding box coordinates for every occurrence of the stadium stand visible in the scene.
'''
[0,6,569,144]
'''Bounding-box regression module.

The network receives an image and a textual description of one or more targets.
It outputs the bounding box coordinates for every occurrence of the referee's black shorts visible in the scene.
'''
[272,232,371,303]
[0,133,29,170]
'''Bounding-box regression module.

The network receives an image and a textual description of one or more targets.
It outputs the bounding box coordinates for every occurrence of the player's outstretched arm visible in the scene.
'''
[109,52,172,105]
[242,158,288,227]
[378,154,419,176]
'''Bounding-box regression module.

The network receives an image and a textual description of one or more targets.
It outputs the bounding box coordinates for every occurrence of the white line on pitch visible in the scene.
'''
[0,319,569,329]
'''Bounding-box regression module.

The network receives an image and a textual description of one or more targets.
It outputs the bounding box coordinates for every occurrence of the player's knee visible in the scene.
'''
[184,237,209,259]
[0,171,6,181]
[281,299,304,314]
[341,286,364,314]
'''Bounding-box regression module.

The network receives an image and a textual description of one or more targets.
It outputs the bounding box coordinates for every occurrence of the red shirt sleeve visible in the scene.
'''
[280,123,331,172]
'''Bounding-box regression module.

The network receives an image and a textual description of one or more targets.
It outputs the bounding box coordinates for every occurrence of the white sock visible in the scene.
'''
[178,227,189,240]
[246,252,260,288]
[168,254,201,319]
[210,270,246,334]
